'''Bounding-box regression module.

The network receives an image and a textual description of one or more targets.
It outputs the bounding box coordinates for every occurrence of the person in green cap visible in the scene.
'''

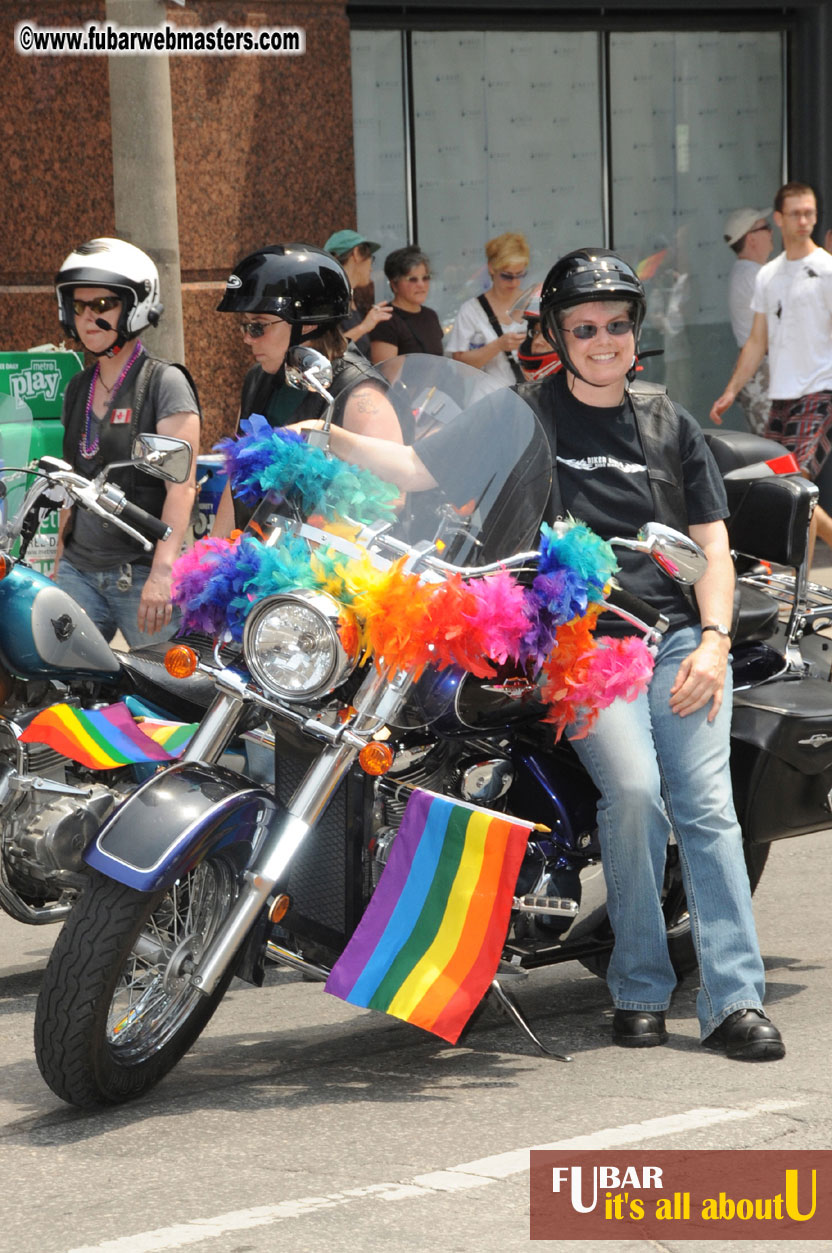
[324,229,393,356]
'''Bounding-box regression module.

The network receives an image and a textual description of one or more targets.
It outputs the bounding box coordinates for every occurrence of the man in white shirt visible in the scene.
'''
[711,182,832,557]
[721,207,773,434]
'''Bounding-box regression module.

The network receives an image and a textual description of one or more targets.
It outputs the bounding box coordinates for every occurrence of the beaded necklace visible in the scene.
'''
[80,339,143,460]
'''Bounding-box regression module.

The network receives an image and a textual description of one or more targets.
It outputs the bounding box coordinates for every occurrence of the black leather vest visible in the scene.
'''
[63,352,169,522]
[515,377,690,533]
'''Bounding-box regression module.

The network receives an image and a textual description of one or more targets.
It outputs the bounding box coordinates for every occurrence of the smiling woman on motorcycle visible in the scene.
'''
[212,243,401,537]
[321,248,784,1062]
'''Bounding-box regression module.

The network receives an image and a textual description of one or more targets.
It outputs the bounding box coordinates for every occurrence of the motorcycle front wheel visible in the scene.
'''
[34,856,239,1107]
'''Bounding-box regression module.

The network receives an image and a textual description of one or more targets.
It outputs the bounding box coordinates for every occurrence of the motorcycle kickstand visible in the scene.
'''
[487,978,573,1062]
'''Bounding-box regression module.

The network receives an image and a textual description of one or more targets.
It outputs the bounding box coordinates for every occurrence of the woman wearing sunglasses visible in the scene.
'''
[369,246,444,364]
[53,237,200,647]
[521,250,782,1059]
[447,231,530,386]
[311,247,784,1063]
[212,243,402,537]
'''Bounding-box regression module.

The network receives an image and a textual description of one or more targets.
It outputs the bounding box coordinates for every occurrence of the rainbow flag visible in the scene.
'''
[325,790,533,1044]
[19,702,198,770]
[636,247,668,281]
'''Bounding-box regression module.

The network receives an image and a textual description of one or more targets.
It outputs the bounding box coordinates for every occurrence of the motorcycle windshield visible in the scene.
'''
[0,394,33,538]
[246,355,552,567]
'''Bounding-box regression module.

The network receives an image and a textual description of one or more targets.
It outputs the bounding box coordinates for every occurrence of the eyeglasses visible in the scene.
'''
[497,270,528,281]
[239,320,283,339]
[399,274,431,283]
[72,295,121,316]
[563,319,635,340]
[781,209,816,220]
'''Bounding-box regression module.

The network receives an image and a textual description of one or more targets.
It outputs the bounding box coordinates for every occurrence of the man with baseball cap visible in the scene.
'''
[324,230,392,355]
[712,181,832,563]
[720,207,773,435]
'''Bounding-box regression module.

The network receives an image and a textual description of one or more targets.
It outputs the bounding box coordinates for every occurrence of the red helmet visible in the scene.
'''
[517,293,561,382]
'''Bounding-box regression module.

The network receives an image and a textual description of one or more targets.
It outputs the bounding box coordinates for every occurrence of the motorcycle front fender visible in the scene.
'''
[84,761,280,891]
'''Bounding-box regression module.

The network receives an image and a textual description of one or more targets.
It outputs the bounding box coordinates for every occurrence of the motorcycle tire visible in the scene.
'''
[578,839,770,980]
[34,856,239,1107]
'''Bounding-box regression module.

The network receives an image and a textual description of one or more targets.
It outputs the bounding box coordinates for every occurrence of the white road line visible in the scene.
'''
[65,1099,801,1253]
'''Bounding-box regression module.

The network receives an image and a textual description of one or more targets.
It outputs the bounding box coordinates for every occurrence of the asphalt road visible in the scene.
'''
[0,824,830,1253]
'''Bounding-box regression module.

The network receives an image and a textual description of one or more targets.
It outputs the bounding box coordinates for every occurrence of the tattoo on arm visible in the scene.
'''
[354,389,382,415]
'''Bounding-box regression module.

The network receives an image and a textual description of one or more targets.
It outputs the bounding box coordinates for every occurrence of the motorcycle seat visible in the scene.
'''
[732,583,780,646]
[704,428,784,474]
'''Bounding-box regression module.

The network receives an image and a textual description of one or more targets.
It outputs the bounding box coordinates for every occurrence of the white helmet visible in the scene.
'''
[55,237,164,347]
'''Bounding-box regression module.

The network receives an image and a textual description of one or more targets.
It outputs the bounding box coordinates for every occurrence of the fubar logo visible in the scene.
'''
[530,1151,831,1241]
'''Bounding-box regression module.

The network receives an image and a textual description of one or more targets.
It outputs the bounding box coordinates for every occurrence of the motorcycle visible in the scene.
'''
[0,399,269,928]
[31,354,832,1107]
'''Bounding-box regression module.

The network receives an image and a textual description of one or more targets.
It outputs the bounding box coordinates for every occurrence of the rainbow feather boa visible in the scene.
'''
[217,414,399,520]
[173,422,654,736]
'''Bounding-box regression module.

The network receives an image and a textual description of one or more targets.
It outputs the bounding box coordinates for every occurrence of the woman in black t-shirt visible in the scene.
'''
[370,246,445,363]
[212,244,403,537]
[317,248,784,1065]
[523,249,782,1063]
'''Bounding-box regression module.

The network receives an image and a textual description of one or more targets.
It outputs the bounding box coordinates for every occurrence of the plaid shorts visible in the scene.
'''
[766,391,832,479]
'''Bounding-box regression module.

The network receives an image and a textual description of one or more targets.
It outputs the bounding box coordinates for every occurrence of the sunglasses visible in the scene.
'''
[749,223,772,234]
[563,319,635,340]
[239,320,283,339]
[497,270,528,281]
[399,274,431,283]
[72,295,121,316]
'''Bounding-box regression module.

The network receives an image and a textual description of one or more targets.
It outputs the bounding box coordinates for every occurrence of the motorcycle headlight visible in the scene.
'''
[242,590,358,702]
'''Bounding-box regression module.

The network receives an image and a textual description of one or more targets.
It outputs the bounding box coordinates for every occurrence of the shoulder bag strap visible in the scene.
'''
[476,294,525,384]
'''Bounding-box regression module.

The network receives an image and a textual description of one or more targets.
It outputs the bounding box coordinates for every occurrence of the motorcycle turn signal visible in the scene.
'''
[358,741,395,775]
[165,644,198,678]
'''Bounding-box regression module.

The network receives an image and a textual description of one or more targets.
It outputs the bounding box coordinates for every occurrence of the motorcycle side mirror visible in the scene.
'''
[285,346,334,397]
[130,434,193,484]
[609,521,707,585]
[285,347,335,449]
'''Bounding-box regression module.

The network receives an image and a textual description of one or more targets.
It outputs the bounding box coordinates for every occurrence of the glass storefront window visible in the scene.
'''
[410,31,604,328]
[609,31,784,424]
[350,31,408,295]
[350,26,786,424]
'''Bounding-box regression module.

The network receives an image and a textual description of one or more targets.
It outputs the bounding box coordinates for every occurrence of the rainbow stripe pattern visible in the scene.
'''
[19,702,198,770]
[325,789,533,1044]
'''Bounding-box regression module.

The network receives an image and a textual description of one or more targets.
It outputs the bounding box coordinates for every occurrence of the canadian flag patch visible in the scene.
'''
[111,408,132,425]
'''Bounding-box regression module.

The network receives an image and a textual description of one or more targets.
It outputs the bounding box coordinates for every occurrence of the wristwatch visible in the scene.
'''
[701,623,731,641]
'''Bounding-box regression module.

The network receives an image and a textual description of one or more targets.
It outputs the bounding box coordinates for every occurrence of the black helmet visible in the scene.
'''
[55,237,163,354]
[539,248,645,384]
[217,244,350,325]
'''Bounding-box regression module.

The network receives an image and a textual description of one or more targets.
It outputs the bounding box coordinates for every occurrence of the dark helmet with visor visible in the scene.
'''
[217,244,350,343]
[539,248,645,385]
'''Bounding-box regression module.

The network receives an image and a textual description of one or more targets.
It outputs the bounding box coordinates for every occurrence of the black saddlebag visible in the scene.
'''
[731,677,832,843]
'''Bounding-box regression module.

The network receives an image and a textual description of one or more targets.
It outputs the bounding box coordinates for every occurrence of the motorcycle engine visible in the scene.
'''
[371,739,515,889]
[0,724,122,901]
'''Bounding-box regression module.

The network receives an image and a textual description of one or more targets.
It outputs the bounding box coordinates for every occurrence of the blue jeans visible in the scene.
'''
[568,626,766,1039]
[55,559,180,650]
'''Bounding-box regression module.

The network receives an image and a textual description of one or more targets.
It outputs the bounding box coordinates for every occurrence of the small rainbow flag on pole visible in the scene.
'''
[19,702,198,770]
[325,789,534,1044]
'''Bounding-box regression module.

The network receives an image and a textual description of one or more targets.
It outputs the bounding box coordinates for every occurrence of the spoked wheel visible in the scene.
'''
[579,839,770,980]
[35,856,239,1107]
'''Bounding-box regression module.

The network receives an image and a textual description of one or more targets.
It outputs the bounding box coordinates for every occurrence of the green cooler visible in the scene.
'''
[0,350,83,574]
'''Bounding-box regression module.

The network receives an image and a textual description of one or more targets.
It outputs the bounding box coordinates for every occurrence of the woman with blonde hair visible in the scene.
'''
[447,231,530,385]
